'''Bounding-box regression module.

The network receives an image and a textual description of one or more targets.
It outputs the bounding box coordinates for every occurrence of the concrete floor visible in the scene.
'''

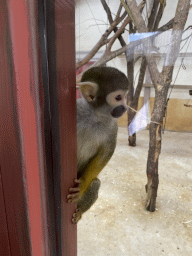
[78,127,192,256]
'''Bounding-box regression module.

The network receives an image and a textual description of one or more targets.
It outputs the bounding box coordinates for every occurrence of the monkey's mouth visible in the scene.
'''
[111,105,127,118]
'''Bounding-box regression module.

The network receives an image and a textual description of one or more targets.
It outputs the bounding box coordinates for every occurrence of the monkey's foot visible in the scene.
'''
[72,209,82,224]
[67,179,81,203]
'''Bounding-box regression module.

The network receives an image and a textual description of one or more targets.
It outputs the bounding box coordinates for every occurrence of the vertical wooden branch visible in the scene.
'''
[127,22,136,146]
[122,0,190,211]
[127,0,162,146]
[145,0,191,211]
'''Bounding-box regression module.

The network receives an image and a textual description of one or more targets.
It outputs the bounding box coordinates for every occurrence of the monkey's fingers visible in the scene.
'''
[74,179,81,185]
[67,192,80,203]
[69,187,80,192]
[67,179,81,203]
[72,209,82,224]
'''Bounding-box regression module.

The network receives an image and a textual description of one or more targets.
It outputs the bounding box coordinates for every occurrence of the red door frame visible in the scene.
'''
[0,1,32,254]
[46,0,77,255]
[0,0,77,255]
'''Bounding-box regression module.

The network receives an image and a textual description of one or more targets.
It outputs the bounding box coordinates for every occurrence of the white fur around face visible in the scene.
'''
[106,89,128,108]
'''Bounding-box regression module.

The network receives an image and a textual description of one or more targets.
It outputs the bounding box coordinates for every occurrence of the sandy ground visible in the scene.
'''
[78,127,192,256]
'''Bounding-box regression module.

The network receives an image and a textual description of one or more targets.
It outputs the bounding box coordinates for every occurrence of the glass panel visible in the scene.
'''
[75,0,192,254]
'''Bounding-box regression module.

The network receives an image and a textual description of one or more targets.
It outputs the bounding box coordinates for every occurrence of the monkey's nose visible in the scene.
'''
[111,105,127,118]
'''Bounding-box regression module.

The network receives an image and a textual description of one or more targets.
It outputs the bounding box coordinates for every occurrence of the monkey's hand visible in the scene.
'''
[67,179,81,203]
[72,209,82,224]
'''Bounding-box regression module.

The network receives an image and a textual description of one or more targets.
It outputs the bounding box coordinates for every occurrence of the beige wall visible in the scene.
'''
[118,97,192,132]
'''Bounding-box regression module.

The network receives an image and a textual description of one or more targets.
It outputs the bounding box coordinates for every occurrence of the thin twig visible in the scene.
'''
[121,0,161,88]
[76,4,127,69]
[76,12,176,81]
[101,0,127,48]
[127,104,160,125]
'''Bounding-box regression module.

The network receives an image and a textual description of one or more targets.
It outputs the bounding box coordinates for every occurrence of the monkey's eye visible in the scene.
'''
[115,95,122,101]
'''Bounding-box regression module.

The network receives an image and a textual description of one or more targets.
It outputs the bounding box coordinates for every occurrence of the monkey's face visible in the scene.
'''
[106,89,128,118]
[78,67,129,118]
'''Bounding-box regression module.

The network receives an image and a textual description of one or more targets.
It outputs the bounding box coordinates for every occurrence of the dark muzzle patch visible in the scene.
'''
[111,105,127,118]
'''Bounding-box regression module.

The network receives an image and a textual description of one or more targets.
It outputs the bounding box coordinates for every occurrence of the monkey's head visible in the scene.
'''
[78,67,128,118]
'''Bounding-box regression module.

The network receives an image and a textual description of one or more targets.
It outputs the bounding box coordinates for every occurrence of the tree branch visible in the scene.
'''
[133,0,164,106]
[107,0,146,51]
[121,0,161,88]
[120,0,147,32]
[134,56,147,103]
[106,16,129,51]
[76,3,127,69]
[116,4,123,19]
[76,15,176,82]
[147,0,160,32]
[76,0,175,72]
[76,38,147,82]
[101,0,127,48]
[100,0,113,23]
[127,21,135,106]
[153,0,166,31]
[161,0,191,81]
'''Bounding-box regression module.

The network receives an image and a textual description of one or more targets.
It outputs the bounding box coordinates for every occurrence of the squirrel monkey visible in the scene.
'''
[67,67,128,223]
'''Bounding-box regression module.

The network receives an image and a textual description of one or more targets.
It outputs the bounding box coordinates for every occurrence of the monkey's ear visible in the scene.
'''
[77,82,98,102]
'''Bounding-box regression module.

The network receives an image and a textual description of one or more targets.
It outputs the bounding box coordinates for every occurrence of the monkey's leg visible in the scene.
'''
[72,178,101,224]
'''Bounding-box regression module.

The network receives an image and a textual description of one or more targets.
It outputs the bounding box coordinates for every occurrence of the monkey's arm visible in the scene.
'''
[67,142,116,203]
[68,144,116,223]
[78,144,115,198]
